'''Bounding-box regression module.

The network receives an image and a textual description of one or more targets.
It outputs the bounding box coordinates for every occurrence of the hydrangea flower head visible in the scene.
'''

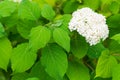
[69,7,109,46]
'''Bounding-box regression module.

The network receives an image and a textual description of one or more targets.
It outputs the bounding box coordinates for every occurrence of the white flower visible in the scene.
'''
[69,7,109,46]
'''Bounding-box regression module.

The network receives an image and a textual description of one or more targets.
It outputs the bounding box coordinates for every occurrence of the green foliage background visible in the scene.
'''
[0,0,120,80]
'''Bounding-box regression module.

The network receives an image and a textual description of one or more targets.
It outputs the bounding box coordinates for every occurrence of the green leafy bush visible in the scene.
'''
[0,0,120,80]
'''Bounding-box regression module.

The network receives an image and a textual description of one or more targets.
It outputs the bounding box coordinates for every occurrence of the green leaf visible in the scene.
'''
[11,43,37,73]
[87,43,106,58]
[29,26,51,50]
[12,72,30,80]
[30,61,55,80]
[41,4,55,21]
[0,1,17,17]
[0,70,6,80]
[109,28,120,37]
[109,39,120,53]
[95,50,117,78]
[18,0,41,20]
[60,14,72,33]
[109,1,119,14]
[100,0,113,17]
[17,20,37,39]
[101,0,112,11]
[77,0,82,3]
[0,13,18,28]
[107,14,120,36]
[112,64,120,80]
[66,61,90,80]
[26,77,39,80]
[41,44,68,80]
[50,20,63,28]
[111,33,120,44]
[94,77,111,80]
[53,28,70,52]
[63,75,69,80]
[71,36,88,59]
[108,40,120,60]
[63,1,79,14]
[83,0,100,10]
[44,0,56,7]
[107,14,120,28]
[0,37,12,70]
[0,23,5,38]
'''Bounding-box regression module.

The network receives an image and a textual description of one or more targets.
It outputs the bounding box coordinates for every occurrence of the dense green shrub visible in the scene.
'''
[0,0,120,80]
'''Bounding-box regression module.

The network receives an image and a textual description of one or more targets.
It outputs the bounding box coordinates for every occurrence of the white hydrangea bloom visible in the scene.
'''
[69,7,109,46]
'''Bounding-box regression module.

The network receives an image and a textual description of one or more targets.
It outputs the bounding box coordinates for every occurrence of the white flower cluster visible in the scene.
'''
[69,7,109,46]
